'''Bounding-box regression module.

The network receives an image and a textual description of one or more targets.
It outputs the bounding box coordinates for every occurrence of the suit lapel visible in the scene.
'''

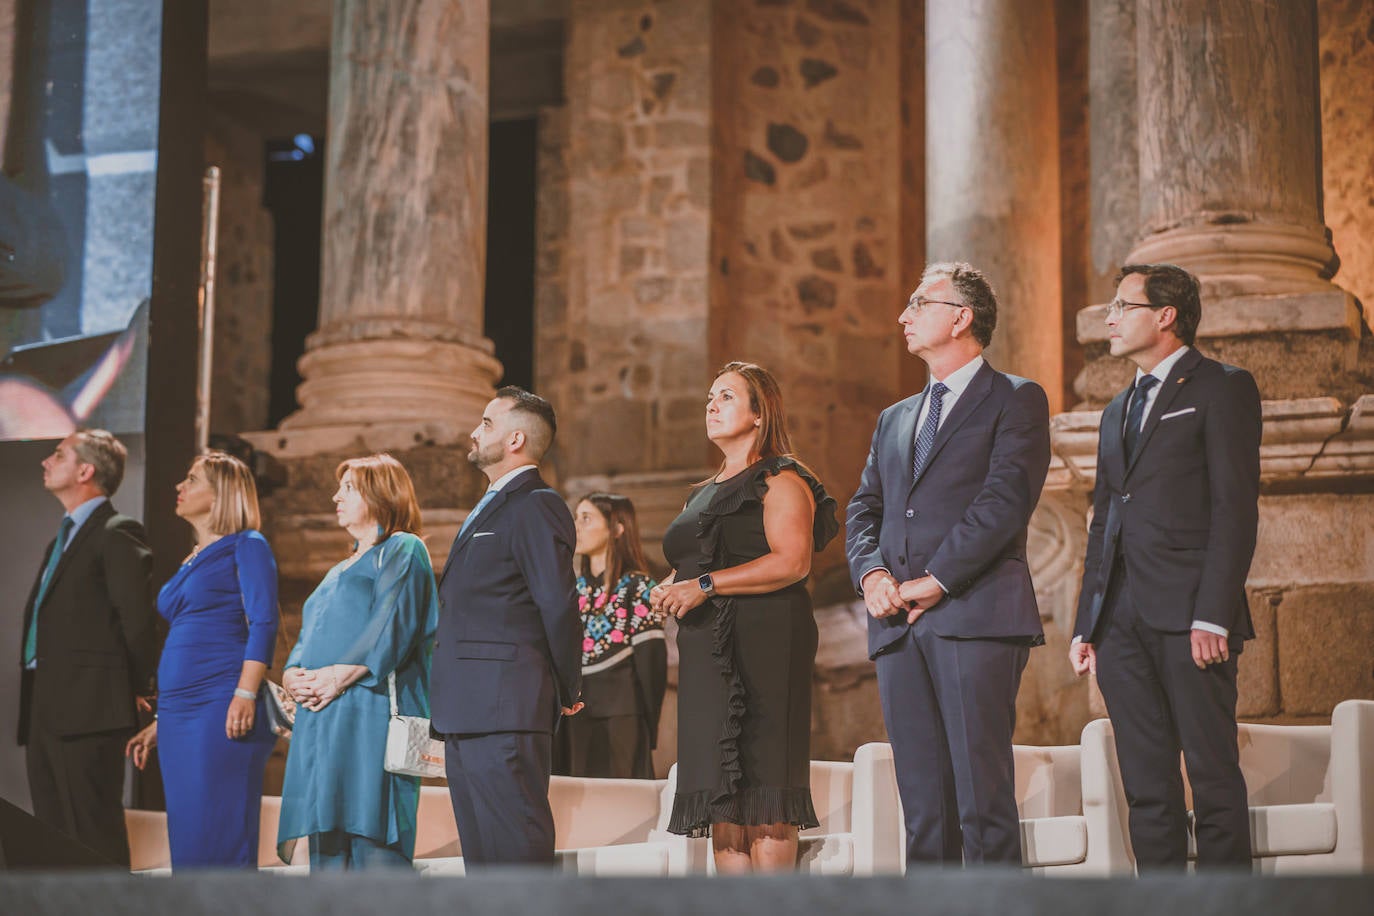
[909,361,995,492]
[1101,389,1130,485]
[1125,348,1201,479]
[38,501,113,610]
[439,470,541,582]
[895,396,922,488]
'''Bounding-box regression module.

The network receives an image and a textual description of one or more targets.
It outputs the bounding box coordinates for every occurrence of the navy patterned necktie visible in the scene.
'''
[1124,374,1159,459]
[912,382,949,480]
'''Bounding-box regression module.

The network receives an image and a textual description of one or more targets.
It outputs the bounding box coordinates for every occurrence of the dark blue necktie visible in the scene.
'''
[24,516,74,666]
[912,382,949,480]
[1124,375,1159,459]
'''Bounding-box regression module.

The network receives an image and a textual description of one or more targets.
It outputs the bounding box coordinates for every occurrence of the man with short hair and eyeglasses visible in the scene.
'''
[846,261,1050,867]
[1070,262,1260,871]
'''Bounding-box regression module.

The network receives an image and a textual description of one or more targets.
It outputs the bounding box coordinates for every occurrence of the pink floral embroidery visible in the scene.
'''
[609,630,624,643]
[594,593,607,609]
[583,637,595,651]
[578,595,589,611]
[633,604,649,617]
[616,607,628,618]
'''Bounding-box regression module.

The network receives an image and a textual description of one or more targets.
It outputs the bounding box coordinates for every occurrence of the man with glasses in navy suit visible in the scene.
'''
[1070,263,1260,871]
[847,262,1050,867]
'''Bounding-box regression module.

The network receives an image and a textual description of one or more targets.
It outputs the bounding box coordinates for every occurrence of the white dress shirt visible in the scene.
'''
[487,464,538,492]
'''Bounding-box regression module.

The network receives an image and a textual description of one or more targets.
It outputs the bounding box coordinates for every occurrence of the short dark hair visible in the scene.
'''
[1116,263,1202,346]
[922,261,998,347]
[496,386,557,459]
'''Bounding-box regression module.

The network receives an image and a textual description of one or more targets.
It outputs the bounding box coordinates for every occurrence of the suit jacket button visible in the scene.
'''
[905,509,915,518]
[898,556,906,565]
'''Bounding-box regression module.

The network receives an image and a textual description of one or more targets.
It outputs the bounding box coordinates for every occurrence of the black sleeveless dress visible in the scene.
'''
[661,457,839,837]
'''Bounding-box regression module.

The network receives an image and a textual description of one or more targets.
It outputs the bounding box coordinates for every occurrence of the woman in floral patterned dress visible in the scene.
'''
[564,493,666,778]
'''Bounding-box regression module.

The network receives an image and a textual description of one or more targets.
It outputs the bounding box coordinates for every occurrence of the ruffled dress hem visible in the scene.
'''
[665,786,821,838]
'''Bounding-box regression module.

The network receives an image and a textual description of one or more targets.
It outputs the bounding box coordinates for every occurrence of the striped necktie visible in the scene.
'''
[1124,375,1159,459]
[912,382,949,480]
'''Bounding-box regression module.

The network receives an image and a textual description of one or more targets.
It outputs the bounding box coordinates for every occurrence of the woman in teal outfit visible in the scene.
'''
[277,454,438,870]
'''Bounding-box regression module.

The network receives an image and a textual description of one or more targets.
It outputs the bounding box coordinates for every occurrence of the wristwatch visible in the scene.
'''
[697,573,716,597]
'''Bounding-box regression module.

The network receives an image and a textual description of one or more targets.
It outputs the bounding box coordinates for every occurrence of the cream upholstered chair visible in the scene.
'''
[847,737,1132,875]
[1090,699,1374,874]
[127,795,310,874]
[414,775,673,876]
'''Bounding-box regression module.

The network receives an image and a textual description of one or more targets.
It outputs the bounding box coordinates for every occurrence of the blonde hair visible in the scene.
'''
[335,454,423,540]
[196,451,262,535]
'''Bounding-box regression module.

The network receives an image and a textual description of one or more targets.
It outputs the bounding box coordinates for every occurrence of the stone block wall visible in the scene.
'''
[549,0,716,481]
[710,0,912,585]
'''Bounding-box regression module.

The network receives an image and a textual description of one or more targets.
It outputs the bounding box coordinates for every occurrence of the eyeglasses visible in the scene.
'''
[903,296,965,316]
[1105,299,1161,320]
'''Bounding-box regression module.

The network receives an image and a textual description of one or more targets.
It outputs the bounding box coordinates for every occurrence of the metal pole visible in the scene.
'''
[195,166,222,454]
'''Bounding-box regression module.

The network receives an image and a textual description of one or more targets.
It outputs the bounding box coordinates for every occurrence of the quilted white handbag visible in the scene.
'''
[384,671,445,779]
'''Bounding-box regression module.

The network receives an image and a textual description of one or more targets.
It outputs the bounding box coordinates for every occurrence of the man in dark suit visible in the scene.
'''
[432,387,583,867]
[19,429,157,865]
[847,262,1050,867]
[1070,263,1260,871]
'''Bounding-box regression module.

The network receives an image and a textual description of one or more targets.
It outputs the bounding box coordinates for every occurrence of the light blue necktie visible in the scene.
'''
[24,516,74,666]
[458,489,498,538]
[912,382,949,480]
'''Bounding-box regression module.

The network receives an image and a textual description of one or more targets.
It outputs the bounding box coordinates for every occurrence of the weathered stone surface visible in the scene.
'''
[1275,583,1374,716]
[1237,587,1281,718]
[750,65,780,87]
[744,150,777,184]
[766,122,809,162]
[800,57,838,87]
[788,220,837,240]
[853,240,883,278]
[810,247,843,272]
[797,274,837,312]
[927,0,1063,412]
[807,0,869,26]
[794,15,823,47]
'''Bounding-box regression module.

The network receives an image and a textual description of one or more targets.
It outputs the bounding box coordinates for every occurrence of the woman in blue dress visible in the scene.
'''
[125,451,279,869]
[277,453,438,870]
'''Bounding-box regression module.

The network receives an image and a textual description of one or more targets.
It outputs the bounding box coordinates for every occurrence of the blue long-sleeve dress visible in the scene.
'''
[156,529,279,868]
[276,532,438,863]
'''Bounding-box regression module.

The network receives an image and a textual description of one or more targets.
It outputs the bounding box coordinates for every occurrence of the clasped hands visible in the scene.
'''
[861,570,944,624]
[648,579,710,620]
[283,665,349,712]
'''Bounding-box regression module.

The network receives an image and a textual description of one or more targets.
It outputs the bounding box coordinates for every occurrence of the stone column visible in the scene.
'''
[925,0,1064,413]
[265,0,501,458]
[1086,0,1136,309]
[1052,0,1374,733]
[1077,0,1363,404]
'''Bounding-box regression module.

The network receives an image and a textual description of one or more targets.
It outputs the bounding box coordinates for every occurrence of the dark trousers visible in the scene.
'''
[25,707,131,866]
[562,714,653,779]
[444,731,555,867]
[876,617,1029,867]
[1094,565,1251,871]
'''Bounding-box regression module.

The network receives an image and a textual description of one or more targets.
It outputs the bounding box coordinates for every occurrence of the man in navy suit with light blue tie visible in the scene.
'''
[432,387,583,867]
[1070,264,1259,871]
[847,262,1050,867]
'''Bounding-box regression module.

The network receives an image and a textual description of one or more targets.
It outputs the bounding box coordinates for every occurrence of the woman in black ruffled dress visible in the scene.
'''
[651,361,838,873]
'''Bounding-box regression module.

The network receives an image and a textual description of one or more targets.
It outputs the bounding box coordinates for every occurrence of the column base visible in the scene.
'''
[242,336,503,459]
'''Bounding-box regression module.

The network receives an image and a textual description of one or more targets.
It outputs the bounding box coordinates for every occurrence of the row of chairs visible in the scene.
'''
[127,699,1373,875]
